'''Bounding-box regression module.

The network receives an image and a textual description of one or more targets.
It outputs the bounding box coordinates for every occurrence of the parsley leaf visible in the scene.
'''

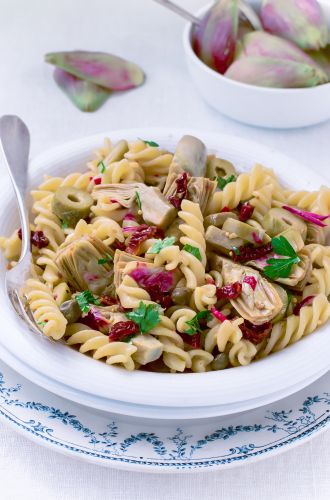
[98,160,106,173]
[264,236,301,280]
[216,174,236,190]
[126,302,161,334]
[139,138,159,147]
[147,236,176,255]
[76,290,100,313]
[38,321,47,327]
[271,235,297,258]
[182,244,202,262]
[135,191,142,211]
[97,254,113,265]
[185,310,212,335]
[61,220,68,230]
[264,257,300,280]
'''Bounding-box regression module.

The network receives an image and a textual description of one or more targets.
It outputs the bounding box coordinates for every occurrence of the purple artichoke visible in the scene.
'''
[260,0,328,50]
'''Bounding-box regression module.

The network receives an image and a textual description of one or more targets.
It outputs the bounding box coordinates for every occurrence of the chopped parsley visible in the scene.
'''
[264,236,300,280]
[76,290,100,313]
[216,174,236,190]
[97,160,106,173]
[139,138,159,147]
[98,254,113,265]
[185,310,212,335]
[135,191,142,211]
[147,236,176,255]
[61,220,69,230]
[231,246,240,256]
[126,301,161,334]
[37,321,47,327]
[182,244,202,262]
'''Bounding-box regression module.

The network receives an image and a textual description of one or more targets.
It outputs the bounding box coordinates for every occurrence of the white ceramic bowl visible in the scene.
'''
[183,0,330,129]
[0,128,330,419]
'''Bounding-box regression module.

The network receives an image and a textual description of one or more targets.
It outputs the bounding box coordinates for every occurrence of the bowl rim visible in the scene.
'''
[182,0,330,93]
[0,127,330,411]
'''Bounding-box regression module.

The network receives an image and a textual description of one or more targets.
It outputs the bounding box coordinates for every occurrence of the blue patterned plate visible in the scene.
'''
[0,359,329,472]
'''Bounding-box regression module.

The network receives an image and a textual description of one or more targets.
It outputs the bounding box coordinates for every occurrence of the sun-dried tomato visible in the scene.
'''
[99,295,118,306]
[130,267,173,308]
[108,321,139,341]
[216,282,242,299]
[241,320,272,345]
[112,240,126,251]
[168,172,189,210]
[238,202,254,222]
[126,225,164,254]
[230,242,272,263]
[18,228,49,249]
[180,332,201,349]
[293,296,315,316]
[221,206,231,213]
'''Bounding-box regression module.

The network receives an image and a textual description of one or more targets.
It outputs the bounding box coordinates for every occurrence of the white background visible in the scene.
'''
[0,0,330,498]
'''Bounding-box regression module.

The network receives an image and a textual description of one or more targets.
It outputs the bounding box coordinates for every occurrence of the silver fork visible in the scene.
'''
[0,115,41,335]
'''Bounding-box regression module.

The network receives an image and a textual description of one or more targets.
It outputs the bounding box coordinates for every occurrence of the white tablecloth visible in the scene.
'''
[0,0,330,498]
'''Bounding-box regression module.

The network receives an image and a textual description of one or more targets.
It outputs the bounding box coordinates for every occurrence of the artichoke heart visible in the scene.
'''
[220,257,283,324]
[55,235,114,294]
[113,250,155,289]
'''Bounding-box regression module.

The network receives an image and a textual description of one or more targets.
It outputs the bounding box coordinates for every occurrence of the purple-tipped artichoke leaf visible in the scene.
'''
[260,0,328,50]
[53,68,111,112]
[46,50,145,91]
[225,56,328,87]
[192,0,240,74]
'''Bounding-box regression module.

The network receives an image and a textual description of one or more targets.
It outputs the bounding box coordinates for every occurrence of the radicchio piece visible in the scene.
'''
[252,231,263,245]
[230,242,273,263]
[239,202,254,222]
[216,282,242,299]
[81,306,109,332]
[283,205,330,227]
[210,306,228,322]
[243,276,257,290]
[18,228,49,249]
[169,172,189,210]
[108,320,139,341]
[126,225,164,254]
[241,320,272,344]
[129,266,174,307]
[293,295,315,316]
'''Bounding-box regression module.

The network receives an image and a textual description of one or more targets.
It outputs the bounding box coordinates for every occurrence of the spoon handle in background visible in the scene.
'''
[153,0,201,24]
[0,115,31,260]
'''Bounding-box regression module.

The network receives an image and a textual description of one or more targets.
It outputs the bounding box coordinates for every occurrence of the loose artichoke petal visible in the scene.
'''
[55,236,114,295]
[45,50,145,91]
[260,0,328,50]
[220,257,283,324]
[53,68,111,112]
[170,135,207,178]
[237,31,325,69]
[192,0,240,73]
[225,56,328,87]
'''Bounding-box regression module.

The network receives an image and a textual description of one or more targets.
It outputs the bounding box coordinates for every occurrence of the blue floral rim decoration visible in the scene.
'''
[1,370,330,470]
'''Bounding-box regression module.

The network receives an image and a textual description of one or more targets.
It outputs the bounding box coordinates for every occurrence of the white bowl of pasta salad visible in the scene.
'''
[0,128,329,419]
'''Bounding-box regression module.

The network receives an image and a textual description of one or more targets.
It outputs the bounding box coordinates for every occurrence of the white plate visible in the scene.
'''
[0,127,329,418]
[1,357,330,472]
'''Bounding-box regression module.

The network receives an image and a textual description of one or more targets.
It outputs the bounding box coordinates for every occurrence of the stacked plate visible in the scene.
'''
[0,129,329,468]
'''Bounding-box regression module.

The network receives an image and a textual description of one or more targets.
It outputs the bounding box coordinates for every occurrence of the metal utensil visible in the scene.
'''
[0,115,41,334]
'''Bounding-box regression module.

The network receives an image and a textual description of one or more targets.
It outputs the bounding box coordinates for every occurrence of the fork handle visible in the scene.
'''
[0,115,31,259]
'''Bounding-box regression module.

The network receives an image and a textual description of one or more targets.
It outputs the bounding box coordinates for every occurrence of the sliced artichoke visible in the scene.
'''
[262,207,307,240]
[113,250,154,289]
[92,183,176,229]
[55,235,114,294]
[277,228,305,252]
[170,135,207,177]
[204,212,238,228]
[306,223,326,244]
[222,218,270,244]
[220,257,283,324]
[206,225,244,255]
[187,177,216,214]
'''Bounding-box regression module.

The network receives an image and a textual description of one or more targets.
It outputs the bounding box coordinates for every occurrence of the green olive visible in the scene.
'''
[222,218,270,244]
[171,287,192,305]
[262,208,307,240]
[206,156,236,180]
[204,212,238,228]
[60,299,82,323]
[52,187,93,226]
[212,353,229,370]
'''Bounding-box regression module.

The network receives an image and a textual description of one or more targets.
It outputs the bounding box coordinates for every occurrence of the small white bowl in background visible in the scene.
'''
[183,0,330,128]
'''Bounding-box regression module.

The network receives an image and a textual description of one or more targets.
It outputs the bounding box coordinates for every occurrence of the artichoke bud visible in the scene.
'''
[260,0,329,50]
[225,56,328,88]
[55,235,114,295]
[192,0,240,74]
